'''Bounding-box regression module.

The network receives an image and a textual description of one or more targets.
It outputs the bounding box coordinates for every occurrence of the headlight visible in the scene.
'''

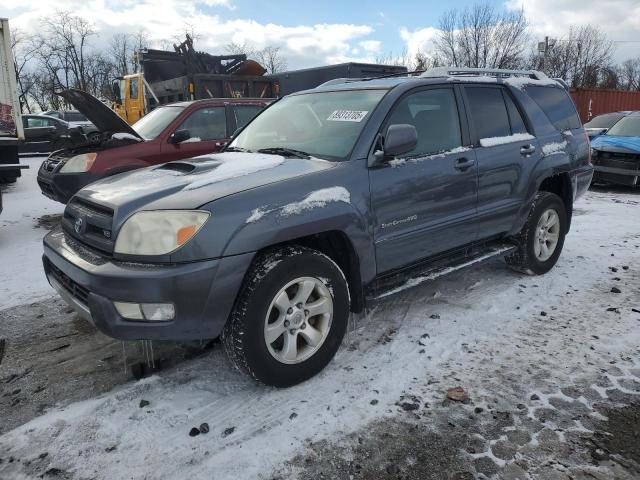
[114,210,210,255]
[59,153,97,173]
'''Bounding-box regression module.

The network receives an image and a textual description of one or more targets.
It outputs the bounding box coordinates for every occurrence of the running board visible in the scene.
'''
[367,243,517,301]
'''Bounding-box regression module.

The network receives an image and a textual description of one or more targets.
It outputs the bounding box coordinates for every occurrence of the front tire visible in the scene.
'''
[505,191,567,275]
[223,246,350,387]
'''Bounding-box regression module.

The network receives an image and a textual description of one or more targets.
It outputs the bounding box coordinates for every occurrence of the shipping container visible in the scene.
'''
[570,88,640,123]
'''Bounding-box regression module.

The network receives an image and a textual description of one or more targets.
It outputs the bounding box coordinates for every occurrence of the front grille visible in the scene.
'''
[594,151,640,171]
[62,197,115,255]
[47,259,90,305]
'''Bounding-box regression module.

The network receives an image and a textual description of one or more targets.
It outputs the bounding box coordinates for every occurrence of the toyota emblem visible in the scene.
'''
[74,217,83,234]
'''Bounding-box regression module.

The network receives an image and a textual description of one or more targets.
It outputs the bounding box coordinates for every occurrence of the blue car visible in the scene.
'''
[590,112,640,186]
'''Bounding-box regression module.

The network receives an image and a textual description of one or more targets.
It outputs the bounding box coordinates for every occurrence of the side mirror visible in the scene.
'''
[384,124,417,157]
[169,129,191,144]
[370,124,417,167]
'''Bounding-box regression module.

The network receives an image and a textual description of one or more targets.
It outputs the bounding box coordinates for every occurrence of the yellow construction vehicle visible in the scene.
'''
[112,36,278,124]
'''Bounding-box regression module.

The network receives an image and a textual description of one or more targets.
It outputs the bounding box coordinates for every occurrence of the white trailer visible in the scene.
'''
[0,18,25,183]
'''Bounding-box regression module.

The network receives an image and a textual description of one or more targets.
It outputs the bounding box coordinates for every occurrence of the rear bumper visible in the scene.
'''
[573,165,594,199]
[43,227,253,341]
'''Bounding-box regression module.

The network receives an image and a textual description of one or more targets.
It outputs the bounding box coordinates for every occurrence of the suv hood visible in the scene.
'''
[75,152,335,213]
[57,89,143,140]
[591,135,640,154]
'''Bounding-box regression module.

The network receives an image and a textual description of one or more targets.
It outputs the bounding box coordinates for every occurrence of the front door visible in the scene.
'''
[161,106,229,161]
[369,87,478,274]
[22,117,55,153]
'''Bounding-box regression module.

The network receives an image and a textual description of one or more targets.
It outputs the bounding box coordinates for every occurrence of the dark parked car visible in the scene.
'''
[43,109,100,144]
[42,68,592,387]
[583,111,631,139]
[20,114,86,154]
[590,111,640,186]
[37,89,269,204]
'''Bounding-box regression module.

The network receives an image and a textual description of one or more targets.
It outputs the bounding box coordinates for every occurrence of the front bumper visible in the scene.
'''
[37,163,95,204]
[43,227,254,341]
[592,157,640,186]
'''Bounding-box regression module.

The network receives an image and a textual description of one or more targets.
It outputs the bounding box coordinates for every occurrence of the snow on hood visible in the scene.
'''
[591,135,640,153]
[77,152,333,210]
[184,153,285,190]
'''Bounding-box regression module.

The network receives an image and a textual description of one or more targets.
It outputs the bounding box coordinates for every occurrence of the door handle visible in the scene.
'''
[520,144,536,156]
[454,157,475,171]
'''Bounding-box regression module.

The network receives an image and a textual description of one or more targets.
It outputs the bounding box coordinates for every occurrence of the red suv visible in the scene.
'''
[37,89,270,204]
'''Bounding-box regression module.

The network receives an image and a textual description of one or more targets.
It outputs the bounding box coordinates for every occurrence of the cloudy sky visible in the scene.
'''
[1,0,639,68]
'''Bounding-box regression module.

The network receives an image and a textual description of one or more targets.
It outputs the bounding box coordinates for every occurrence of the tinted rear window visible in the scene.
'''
[466,87,511,139]
[525,86,581,131]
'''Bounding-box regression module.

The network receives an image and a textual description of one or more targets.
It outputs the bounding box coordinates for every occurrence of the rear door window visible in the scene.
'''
[177,107,227,141]
[465,87,511,139]
[524,86,582,130]
[233,105,263,130]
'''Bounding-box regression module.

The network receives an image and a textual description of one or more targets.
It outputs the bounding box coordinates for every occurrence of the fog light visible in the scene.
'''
[141,303,175,321]
[113,301,174,321]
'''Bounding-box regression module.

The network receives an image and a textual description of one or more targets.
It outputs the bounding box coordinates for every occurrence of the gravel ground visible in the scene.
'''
[0,183,638,479]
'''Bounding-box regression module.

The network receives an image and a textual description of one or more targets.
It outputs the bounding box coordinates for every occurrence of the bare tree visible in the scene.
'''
[617,58,640,90]
[225,41,255,57]
[10,28,40,112]
[529,25,614,88]
[256,46,287,73]
[434,3,528,69]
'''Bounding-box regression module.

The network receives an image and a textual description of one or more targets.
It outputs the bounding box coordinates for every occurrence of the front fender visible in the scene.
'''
[173,160,376,284]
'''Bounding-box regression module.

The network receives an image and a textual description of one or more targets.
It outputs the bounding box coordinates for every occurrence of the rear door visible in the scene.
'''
[161,106,228,160]
[22,117,53,152]
[462,85,542,238]
[369,86,478,273]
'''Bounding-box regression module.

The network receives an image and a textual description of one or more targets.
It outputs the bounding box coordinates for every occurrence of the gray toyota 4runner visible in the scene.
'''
[42,68,593,387]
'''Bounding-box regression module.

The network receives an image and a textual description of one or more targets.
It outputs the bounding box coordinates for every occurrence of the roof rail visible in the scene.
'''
[421,67,549,81]
[317,78,360,88]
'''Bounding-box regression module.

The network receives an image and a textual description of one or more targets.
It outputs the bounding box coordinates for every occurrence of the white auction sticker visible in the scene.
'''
[327,110,369,122]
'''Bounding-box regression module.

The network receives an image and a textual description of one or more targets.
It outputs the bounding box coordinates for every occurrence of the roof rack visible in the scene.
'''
[421,67,549,81]
[317,69,425,88]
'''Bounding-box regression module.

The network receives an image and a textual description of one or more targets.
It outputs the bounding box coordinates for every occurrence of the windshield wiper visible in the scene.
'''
[257,147,311,159]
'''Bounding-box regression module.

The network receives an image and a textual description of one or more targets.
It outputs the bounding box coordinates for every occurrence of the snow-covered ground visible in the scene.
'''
[0,156,64,309]
[0,175,638,479]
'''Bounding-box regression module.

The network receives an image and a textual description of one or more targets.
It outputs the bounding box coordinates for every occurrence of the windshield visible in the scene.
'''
[584,113,625,129]
[133,106,185,140]
[606,115,640,137]
[230,89,387,160]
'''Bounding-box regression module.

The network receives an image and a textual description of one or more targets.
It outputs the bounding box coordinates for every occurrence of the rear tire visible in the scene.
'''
[223,246,350,387]
[505,192,567,275]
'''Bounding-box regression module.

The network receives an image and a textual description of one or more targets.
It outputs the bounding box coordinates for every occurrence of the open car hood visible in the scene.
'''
[56,89,143,141]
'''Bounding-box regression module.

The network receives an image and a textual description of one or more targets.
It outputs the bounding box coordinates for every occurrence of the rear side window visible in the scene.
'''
[465,87,511,139]
[525,86,581,130]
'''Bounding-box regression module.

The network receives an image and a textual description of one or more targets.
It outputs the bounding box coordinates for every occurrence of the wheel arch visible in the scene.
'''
[254,230,365,314]
[538,172,573,232]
